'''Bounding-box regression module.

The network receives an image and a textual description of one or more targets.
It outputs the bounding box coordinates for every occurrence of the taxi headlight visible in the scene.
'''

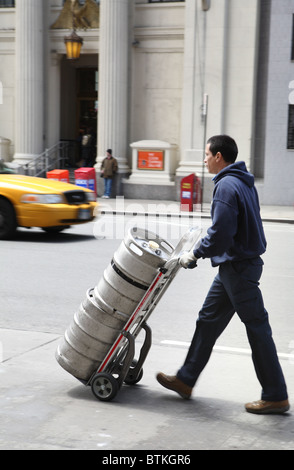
[21,194,64,204]
[85,192,97,202]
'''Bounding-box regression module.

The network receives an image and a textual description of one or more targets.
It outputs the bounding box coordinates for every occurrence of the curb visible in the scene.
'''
[100,209,209,219]
[99,209,294,224]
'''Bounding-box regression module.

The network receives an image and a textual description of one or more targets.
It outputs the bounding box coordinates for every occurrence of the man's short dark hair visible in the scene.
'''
[207,135,238,163]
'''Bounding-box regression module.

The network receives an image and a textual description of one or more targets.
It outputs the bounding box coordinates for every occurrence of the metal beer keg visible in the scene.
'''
[56,228,174,382]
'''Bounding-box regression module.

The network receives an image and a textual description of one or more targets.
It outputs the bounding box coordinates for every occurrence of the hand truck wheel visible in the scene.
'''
[91,372,119,401]
[124,359,144,385]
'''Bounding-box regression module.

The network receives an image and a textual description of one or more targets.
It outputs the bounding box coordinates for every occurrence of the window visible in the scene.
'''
[0,0,15,7]
[287,105,294,149]
[63,0,99,4]
[292,15,294,60]
[149,1,184,3]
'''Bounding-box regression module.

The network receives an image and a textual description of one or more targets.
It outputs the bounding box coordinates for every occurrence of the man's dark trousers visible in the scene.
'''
[177,258,288,401]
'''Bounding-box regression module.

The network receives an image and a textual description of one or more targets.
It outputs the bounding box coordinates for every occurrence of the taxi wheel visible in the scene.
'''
[0,198,17,240]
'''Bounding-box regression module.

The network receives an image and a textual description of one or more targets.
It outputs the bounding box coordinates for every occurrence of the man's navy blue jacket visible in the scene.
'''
[194,161,267,267]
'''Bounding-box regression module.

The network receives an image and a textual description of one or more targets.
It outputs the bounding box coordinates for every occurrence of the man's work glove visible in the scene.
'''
[179,250,198,269]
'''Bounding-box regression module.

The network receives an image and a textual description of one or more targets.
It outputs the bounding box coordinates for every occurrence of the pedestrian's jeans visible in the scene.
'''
[104,177,113,197]
[177,258,288,402]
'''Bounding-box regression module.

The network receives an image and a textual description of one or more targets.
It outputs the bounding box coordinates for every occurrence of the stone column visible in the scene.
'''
[96,0,130,180]
[176,0,206,178]
[14,0,45,164]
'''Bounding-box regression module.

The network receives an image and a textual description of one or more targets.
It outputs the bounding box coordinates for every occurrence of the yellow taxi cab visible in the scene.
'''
[0,174,98,239]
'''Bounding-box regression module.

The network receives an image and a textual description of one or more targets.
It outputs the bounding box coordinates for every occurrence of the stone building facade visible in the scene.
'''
[0,0,293,205]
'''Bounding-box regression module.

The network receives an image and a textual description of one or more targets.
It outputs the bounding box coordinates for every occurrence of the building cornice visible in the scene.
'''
[134,26,184,41]
[50,28,99,55]
[0,29,15,54]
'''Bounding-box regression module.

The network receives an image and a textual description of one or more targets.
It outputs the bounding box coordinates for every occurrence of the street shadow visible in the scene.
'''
[8,228,95,244]
[66,381,293,449]
[67,380,292,419]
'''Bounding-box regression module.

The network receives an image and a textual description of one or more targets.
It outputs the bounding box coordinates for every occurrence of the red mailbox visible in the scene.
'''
[180,173,201,212]
[47,169,69,183]
[75,167,97,193]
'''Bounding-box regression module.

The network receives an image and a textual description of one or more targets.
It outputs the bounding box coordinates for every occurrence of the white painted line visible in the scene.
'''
[161,340,250,356]
[160,340,294,362]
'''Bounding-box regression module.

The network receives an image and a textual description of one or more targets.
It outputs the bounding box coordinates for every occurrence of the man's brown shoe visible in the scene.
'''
[245,399,290,415]
[156,372,192,399]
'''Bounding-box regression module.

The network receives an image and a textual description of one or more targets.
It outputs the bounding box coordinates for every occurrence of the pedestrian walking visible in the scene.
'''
[157,134,290,415]
[100,149,118,198]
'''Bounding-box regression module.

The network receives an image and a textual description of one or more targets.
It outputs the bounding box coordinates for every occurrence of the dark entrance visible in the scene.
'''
[60,54,98,166]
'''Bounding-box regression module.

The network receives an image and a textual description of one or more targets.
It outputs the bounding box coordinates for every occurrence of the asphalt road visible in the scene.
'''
[1,216,293,352]
[0,216,294,450]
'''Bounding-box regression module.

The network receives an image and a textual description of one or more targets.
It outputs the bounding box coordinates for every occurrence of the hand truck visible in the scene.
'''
[87,226,201,401]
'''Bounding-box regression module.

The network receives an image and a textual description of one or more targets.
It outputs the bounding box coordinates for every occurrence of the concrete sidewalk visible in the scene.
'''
[0,329,293,450]
[97,197,294,224]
